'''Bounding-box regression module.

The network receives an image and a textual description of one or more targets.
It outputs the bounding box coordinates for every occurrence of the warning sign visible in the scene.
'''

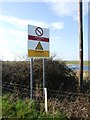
[28,25,49,58]
[35,42,43,50]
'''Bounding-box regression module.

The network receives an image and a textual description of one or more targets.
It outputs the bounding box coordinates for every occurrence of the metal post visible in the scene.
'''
[78,0,83,92]
[30,58,33,99]
[43,58,45,95]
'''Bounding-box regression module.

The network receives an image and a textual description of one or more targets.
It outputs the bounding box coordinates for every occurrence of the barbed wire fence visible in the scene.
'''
[2,81,45,119]
[2,81,90,119]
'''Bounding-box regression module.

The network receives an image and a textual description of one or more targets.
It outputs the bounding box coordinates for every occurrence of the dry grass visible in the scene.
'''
[48,95,90,119]
[75,70,90,80]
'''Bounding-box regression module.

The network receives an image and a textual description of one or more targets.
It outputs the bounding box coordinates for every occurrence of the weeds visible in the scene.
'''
[2,93,66,119]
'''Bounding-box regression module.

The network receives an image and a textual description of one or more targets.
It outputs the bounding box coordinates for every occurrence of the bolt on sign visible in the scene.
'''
[28,25,50,58]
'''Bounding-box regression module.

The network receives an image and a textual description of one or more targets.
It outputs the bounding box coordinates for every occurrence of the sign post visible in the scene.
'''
[30,58,33,99]
[43,58,45,95]
[28,25,49,98]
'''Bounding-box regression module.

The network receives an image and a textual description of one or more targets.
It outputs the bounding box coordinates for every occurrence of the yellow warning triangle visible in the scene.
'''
[35,42,43,50]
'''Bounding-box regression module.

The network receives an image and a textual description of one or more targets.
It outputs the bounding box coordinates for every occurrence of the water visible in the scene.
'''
[68,65,90,71]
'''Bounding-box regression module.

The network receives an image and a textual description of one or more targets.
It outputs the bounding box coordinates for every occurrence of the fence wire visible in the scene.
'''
[2,82,90,119]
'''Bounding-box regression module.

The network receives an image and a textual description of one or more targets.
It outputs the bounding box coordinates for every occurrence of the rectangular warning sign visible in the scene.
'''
[28,25,50,58]
[28,50,49,57]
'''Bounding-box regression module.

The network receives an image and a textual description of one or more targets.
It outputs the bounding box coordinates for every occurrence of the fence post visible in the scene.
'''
[44,88,48,113]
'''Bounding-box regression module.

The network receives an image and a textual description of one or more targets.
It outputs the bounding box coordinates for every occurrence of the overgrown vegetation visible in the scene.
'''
[2,58,90,95]
[2,92,90,119]
[2,93,67,119]
[2,58,78,95]
[34,59,78,92]
[2,58,90,119]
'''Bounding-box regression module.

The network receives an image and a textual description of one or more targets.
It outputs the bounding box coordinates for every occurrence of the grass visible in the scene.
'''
[2,92,90,119]
[65,61,90,66]
[2,93,67,120]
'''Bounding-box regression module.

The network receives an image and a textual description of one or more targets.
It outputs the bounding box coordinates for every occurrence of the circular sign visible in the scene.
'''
[35,27,43,36]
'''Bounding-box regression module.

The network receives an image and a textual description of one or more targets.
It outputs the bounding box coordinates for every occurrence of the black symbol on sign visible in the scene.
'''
[35,42,43,50]
[35,27,43,36]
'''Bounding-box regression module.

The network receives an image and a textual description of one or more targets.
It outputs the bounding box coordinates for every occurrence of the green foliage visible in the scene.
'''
[38,111,67,120]
[2,94,67,119]
[65,61,90,66]
[2,94,39,118]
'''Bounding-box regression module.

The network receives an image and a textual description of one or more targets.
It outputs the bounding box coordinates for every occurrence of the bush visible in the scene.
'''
[2,61,29,85]
[2,93,39,118]
[2,93,67,119]
[2,58,78,96]
[33,59,78,92]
